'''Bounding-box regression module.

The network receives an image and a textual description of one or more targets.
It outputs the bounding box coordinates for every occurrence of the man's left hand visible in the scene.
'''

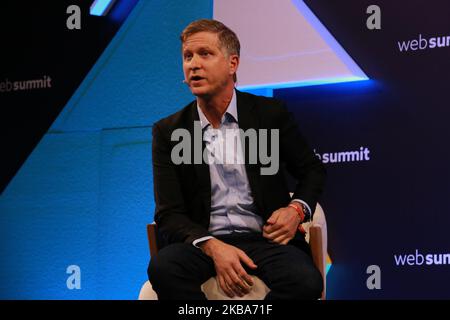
[263,206,302,245]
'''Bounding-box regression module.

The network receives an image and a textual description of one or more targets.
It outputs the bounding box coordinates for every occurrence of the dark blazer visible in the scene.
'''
[152,90,326,245]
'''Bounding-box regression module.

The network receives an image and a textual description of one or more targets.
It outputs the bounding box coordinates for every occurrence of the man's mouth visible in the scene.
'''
[190,76,204,82]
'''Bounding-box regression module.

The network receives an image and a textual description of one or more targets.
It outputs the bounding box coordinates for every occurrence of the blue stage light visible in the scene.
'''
[90,0,116,16]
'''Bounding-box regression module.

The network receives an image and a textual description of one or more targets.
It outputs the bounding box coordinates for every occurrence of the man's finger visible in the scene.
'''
[236,266,254,287]
[266,209,282,224]
[263,222,283,234]
[233,265,254,290]
[217,276,231,298]
[224,273,242,296]
[266,213,278,225]
[238,251,257,269]
[220,275,235,298]
[263,227,287,240]
[229,269,249,296]
[272,234,290,245]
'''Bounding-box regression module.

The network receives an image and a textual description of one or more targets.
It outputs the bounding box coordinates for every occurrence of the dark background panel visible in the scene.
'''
[0,0,139,193]
[276,0,450,298]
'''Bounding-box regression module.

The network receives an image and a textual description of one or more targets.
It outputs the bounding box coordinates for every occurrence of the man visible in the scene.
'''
[148,19,326,299]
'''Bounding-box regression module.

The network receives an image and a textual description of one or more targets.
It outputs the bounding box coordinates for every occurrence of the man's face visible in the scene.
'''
[182,31,238,98]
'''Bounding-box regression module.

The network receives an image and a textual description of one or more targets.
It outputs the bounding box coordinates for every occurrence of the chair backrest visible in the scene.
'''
[302,203,327,300]
[146,224,159,257]
[302,203,327,263]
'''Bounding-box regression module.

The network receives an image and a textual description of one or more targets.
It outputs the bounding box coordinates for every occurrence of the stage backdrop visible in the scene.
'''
[1,0,449,299]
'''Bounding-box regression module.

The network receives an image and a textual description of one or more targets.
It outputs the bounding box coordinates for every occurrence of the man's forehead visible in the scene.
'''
[182,32,220,49]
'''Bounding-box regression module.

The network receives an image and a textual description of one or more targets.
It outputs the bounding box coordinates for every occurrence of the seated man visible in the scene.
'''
[148,19,326,300]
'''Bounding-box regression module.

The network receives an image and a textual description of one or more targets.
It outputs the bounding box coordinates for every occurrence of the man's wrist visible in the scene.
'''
[199,238,219,256]
[288,202,308,234]
[290,200,311,222]
[288,202,305,223]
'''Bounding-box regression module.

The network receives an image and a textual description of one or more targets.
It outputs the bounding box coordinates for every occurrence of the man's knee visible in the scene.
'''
[272,264,323,300]
[288,266,323,299]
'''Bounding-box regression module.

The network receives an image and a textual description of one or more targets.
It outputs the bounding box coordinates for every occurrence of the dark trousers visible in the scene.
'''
[147,232,323,300]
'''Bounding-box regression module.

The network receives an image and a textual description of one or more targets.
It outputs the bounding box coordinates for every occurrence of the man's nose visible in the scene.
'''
[189,54,201,70]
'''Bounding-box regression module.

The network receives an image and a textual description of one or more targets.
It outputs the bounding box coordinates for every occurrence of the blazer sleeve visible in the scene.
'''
[152,122,211,245]
[276,102,326,217]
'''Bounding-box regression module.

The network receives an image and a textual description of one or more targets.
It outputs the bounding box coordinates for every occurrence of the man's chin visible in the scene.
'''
[190,88,211,98]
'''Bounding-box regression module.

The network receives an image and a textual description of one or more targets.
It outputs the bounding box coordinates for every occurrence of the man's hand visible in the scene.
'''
[199,238,257,298]
[263,206,302,245]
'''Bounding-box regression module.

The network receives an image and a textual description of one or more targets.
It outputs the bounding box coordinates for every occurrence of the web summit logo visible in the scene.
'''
[394,250,450,266]
[397,34,450,52]
[314,147,370,164]
[0,75,52,93]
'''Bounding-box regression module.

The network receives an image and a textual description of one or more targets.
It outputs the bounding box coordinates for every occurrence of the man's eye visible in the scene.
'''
[201,52,210,56]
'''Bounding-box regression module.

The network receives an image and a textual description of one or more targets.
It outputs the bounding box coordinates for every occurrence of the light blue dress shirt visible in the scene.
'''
[193,91,264,247]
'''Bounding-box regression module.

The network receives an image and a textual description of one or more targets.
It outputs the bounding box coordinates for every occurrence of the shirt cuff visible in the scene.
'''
[192,236,214,248]
[290,199,312,221]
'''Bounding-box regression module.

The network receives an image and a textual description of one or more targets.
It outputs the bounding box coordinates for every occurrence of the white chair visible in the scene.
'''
[138,203,328,300]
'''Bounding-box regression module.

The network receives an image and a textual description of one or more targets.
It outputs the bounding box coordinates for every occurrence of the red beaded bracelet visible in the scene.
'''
[288,203,305,222]
[288,203,307,234]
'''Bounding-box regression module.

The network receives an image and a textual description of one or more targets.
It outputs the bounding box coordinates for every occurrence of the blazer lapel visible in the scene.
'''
[188,103,211,212]
[236,90,264,214]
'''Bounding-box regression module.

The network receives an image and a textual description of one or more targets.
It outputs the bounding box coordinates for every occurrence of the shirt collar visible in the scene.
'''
[196,89,238,129]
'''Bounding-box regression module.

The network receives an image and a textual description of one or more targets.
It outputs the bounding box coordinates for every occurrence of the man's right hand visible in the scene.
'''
[199,238,257,298]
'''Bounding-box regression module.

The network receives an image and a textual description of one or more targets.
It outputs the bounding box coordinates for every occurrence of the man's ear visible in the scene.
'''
[229,54,239,76]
